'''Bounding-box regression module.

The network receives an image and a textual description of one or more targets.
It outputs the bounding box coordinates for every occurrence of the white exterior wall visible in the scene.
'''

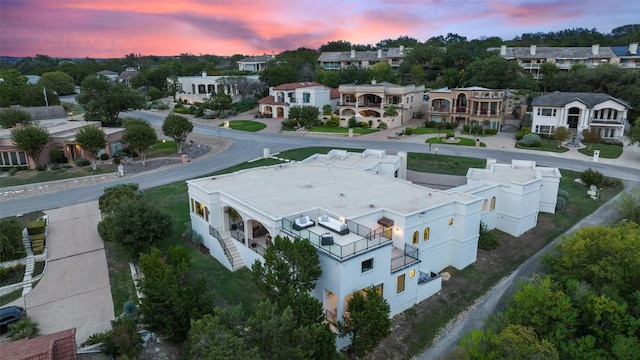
[538,169,562,213]
[494,182,541,236]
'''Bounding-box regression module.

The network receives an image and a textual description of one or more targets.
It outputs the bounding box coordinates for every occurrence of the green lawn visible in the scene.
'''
[305,126,379,135]
[222,120,266,132]
[147,140,179,157]
[425,136,485,147]
[516,138,571,153]
[407,152,487,175]
[411,127,449,135]
[578,142,624,158]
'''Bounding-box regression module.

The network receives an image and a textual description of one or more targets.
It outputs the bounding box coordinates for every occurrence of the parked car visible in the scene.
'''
[0,306,27,332]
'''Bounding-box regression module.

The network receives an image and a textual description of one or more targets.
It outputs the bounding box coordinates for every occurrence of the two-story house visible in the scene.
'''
[258,81,338,119]
[168,73,261,104]
[237,53,275,72]
[338,80,424,129]
[531,92,631,141]
[428,87,517,130]
[318,46,408,70]
[186,149,560,349]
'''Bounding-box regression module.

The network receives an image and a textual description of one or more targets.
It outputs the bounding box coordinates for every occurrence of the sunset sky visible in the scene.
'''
[1,0,638,58]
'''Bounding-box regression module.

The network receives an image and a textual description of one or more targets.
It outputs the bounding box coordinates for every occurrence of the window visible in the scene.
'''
[409,269,415,278]
[361,258,374,272]
[412,231,419,245]
[193,200,209,221]
[490,196,496,211]
[537,108,556,116]
[110,140,123,155]
[448,218,454,226]
[303,92,311,103]
[0,151,28,167]
[397,274,405,293]
[482,199,488,212]
[423,227,430,241]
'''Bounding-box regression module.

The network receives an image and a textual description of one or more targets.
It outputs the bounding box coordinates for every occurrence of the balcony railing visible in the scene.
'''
[418,271,440,285]
[391,244,420,272]
[589,117,624,125]
[281,218,390,260]
[454,106,466,113]
[210,226,233,268]
[325,308,337,325]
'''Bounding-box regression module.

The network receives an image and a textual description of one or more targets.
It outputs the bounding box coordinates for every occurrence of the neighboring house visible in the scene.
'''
[96,70,118,82]
[26,75,40,84]
[530,91,631,141]
[337,80,424,129]
[318,46,408,70]
[427,87,518,130]
[187,149,559,349]
[168,73,261,104]
[490,43,639,79]
[258,81,338,119]
[237,53,275,72]
[0,328,78,360]
[0,106,124,168]
[117,66,139,86]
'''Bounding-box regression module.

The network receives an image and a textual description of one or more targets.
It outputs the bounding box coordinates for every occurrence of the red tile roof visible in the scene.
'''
[272,81,325,91]
[0,328,78,360]
[329,88,340,99]
[258,95,288,105]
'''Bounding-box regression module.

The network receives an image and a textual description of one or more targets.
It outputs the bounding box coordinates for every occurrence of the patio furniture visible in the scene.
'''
[293,216,315,231]
[321,233,334,246]
[317,215,349,235]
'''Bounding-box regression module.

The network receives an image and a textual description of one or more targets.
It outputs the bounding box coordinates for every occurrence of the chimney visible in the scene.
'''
[271,50,276,59]
[592,44,599,55]
[201,71,207,78]
[371,78,377,85]
[377,49,382,58]
[529,45,536,55]
[350,49,356,58]
[399,45,404,54]
[500,45,507,56]
[629,42,638,55]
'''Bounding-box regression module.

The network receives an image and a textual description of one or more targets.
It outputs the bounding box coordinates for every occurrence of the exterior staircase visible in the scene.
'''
[219,235,245,271]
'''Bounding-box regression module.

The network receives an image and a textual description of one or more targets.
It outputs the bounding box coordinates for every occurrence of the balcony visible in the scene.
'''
[430,106,449,113]
[281,217,391,260]
[418,271,440,285]
[589,117,625,125]
[391,244,420,272]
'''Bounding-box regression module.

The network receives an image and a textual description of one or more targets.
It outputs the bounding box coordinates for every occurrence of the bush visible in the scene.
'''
[348,116,358,128]
[463,124,470,132]
[100,153,109,161]
[146,86,162,101]
[516,127,531,140]
[478,222,499,250]
[581,168,604,187]
[404,127,414,135]
[557,189,569,201]
[281,119,296,129]
[75,158,91,167]
[324,115,340,127]
[49,148,67,164]
[378,122,388,130]
[8,317,39,340]
[232,98,258,113]
[556,196,567,211]
[0,218,26,261]
[8,167,19,176]
[518,133,541,147]
[424,121,437,128]
[26,220,46,235]
[445,132,455,139]
[486,128,498,135]
[35,165,47,171]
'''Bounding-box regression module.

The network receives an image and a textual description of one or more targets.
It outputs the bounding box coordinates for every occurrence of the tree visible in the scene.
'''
[539,62,559,92]
[162,113,193,153]
[98,183,140,213]
[138,246,213,342]
[0,108,30,129]
[20,85,59,107]
[97,196,172,256]
[552,126,571,147]
[260,60,300,87]
[617,187,640,223]
[77,75,145,126]
[368,62,395,83]
[463,324,559,360]
[0,69,28,107]
[339,286,392,358]
[122,119,157,165]
[252,235,321,304]
[288,105,320,128]
[628,122,640,146]
[580,128,601,151]
[38,71,76,95]
[0,218,26,261]
[75,126,106,170]
[10,124,50,167]
[209,92,233,116]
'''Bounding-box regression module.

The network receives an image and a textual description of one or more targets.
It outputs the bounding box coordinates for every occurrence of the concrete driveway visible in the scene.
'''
[11,201,114,345]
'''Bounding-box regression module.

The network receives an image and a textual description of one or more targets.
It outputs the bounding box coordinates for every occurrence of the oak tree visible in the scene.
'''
[162,113,193,153]
[75,125,107,170]
[10,124,50,167]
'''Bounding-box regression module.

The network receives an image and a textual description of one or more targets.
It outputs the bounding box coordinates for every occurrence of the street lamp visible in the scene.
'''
[435,148,438,162]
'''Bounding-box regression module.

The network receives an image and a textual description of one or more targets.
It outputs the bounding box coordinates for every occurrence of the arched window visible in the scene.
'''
[423,227,430,241]
[490,196,496,211]
[482,199,488,212]
[412,231,419,245]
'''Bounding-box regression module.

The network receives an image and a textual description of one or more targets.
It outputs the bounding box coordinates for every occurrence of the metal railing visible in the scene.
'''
[390,244,420,272]
[281,218,390,260]
[418,271,440,285]
[325,308,337,325]
[210,226,233,269]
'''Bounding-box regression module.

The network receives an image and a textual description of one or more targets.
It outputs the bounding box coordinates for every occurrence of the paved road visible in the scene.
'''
[2,111,639,218]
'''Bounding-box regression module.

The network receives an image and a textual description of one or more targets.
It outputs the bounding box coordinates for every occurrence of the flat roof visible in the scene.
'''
[302,150,398,172]
[467,163,538,185]
[189,163,477,219]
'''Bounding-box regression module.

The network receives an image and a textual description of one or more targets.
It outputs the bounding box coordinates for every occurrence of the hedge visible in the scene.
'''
[26,221,46,235]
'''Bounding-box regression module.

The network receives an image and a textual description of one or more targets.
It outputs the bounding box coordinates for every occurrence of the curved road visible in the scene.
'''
[2,110,638,218]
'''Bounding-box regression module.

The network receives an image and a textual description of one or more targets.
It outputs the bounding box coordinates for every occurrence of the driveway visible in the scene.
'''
[10,201,114,346]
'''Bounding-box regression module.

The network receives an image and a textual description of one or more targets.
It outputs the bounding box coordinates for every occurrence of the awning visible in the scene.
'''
[378,217,394,227]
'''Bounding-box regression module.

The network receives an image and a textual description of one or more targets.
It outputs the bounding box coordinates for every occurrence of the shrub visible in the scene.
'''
[424,121,437,128]
[26,220,46,235]
[100,153,109,161]
[35,165,47,171]
[146,86,162,101]
[0,218,26,261]
[581,168,604,187]
[445,122,456,130]
[8,317,40,340]
[75,158,91,167]
[232,98,258,113]
[378,122,388,130]
[478,222,499,250]
[403,127,413,135]
[445,132,455,139]
[8,167,19,176]
[556,196,567,211]
[281,119,296,129]
[49,148,67,164]
[463,124,470,133]
[557,189,569,201]
[348,116,358,128]
[486,129,498,135]
[325,115,340,127]
[516,127,531,140]
[518,133,541,147]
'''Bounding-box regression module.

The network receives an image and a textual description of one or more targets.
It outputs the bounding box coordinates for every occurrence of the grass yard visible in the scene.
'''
[306,126,379,135]
[578,142,624,158]
[222,120,267,132]
[425,136,485,147]
[147,140,179,157]
[407,152,486,175]
[516,138,571,153]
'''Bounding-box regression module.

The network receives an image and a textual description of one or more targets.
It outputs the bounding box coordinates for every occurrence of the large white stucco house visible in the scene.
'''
[258,81,338,119]
[186,150,560,348]
[531,92,631,142]
[169,73,261,104]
